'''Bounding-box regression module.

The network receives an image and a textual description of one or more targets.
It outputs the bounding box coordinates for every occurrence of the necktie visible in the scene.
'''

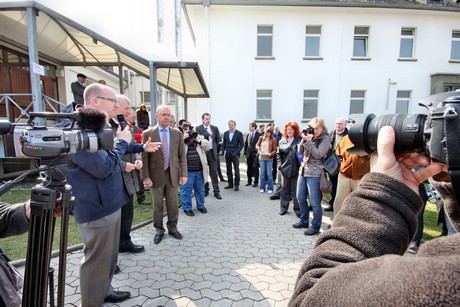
[161,128,169,170]
[251,132,254,143]
[207,126,213,149]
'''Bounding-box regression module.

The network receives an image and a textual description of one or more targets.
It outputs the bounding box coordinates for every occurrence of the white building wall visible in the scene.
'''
[184,5,460,132]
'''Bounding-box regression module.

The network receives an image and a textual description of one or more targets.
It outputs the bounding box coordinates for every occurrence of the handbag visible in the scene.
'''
[320,171,333,194]
[323,150,341,176]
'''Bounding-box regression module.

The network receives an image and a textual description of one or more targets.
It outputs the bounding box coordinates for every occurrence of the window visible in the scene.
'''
[305,26,321,58]
[353,26,369,58]
[140,91,151,103]
[396,90,411,114]
[399,28,415,59]
[350,90,365,114]
[451,30,460,61]
[303,90,319,120]
[256,90,272,119]
[257,25,273,57]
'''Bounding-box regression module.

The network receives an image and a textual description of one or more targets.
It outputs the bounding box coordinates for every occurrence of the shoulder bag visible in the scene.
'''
[323,149,341,176]
[320,171,333,194]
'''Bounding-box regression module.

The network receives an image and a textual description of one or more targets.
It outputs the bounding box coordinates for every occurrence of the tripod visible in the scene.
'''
[18,167,73,307]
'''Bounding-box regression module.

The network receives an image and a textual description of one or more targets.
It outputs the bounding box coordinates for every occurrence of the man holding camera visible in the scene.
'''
[222,120,244,191]
[66,83,160,305]
[142,105,187,245]
[180,122,210,216]
[290,126,460,305]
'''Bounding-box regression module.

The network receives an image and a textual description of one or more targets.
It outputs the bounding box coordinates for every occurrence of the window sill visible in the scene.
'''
[303,57,323,60]
[254,119,274,123]
[398,58,417,62]
[449,59,460,64]
[301,119,313,123]
[255,57,275,60]
[351,57,371,61]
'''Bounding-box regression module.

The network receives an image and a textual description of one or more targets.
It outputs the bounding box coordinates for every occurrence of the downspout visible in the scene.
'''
[175,0,182,121]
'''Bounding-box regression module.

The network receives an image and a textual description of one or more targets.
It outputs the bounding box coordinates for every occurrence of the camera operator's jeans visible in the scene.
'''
[259,159,274,191]
[180,171,205,211]
[297,175,322,230]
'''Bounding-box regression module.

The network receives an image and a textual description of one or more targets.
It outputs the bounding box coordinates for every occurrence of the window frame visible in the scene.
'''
[352,26,370,60]
[396,90,411,114]
[450,30,460,62]
[256,25,274,59]
[256,89,272,120]
[349,90,366,114]
[399,28,416,60]
[302,89,319,122]
[304,25,322,59]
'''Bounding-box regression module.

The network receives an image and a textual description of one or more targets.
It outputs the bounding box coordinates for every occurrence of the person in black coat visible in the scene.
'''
[222,120,244,191]
[70,73,86,104]
[243,122,261,187]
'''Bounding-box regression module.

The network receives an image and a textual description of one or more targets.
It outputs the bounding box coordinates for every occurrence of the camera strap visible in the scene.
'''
[444,107,460,204]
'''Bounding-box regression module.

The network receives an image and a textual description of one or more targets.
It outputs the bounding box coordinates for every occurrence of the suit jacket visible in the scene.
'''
[222,129,244,160]
[71,81,85,103]
[141,125,187,188]
[244,131,262,157]
[196,124,221,158]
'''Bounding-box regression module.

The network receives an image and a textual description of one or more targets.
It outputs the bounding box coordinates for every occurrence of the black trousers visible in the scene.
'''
[246,153,259,184]
[119,196,133,248]
[225,154,240,186]
[205,150,220,193]
[329,173,339,206]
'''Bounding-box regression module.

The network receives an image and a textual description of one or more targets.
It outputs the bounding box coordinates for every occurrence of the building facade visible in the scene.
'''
[182,0,460,131]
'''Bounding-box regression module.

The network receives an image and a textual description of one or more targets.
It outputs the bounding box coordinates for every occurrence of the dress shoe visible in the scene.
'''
[269,195,280,200]
[245,182,252,186]
[407,242,419,254]
[137,199,151,205]
[253,183,259,187]
[224,185,234,189]
[304,229,320,236]
[279,210,287,215]
[234,186,239,191]
[114,265,121,274]
[292,222,308,229]
[198,207,207,213]
[214,192,222,200]
[184,210,194,216]
[119,242,145,253]
[324,205,333,212]
[104,291,131,303]
[169,231,183,240]
[154,234,163,244]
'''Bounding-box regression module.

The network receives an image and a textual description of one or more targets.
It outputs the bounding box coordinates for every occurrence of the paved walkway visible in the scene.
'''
[20,166,333,306]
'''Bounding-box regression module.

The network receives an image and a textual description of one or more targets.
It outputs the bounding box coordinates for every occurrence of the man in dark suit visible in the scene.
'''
[222,120,244,191]
[195,113,222,199]
[141,105,188,245]
[244,122,261,187]
[70,73,86,103]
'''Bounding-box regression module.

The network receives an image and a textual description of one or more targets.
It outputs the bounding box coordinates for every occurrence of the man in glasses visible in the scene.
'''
[66,83,160,305]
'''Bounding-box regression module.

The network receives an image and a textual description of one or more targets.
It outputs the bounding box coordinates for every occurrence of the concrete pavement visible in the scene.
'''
[21,167,333,306]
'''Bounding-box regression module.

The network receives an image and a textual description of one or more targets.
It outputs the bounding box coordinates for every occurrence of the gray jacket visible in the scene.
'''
[298,134,330,177]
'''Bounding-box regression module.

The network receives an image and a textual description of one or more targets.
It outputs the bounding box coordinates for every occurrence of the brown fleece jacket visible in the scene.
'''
[290,172,460,306]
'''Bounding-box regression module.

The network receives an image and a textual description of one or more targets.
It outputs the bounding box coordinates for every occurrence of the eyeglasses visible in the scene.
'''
[96,96,118,104]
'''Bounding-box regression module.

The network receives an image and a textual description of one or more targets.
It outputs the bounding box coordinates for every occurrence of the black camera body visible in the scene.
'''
[348,93,460,165]
[302,127,314,135]
[188,130,198,139]
[1,111,114,159]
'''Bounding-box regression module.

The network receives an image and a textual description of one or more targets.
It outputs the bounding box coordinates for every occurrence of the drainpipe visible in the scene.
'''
[386,78,397,111]
[157,0,164,44]
[175,0,182,120]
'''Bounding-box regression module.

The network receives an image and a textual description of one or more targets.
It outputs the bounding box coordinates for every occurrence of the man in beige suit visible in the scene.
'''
[142,105,187,244]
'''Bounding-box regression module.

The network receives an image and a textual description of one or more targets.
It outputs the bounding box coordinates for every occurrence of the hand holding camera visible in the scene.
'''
[116,125,132,143]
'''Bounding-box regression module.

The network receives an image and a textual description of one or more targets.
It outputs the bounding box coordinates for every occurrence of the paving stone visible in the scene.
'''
[180,288,202,300]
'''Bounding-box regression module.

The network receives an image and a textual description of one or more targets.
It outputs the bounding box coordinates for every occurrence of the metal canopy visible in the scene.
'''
[0,1,209,98]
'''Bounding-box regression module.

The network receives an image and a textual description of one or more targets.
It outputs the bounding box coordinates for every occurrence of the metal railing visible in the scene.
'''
[0,94,67,123]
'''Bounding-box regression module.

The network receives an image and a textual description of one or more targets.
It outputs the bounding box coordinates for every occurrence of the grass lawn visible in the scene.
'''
[0,189,153,261]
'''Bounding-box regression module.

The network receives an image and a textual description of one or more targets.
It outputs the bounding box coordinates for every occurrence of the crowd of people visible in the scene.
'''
[0,72,458,305]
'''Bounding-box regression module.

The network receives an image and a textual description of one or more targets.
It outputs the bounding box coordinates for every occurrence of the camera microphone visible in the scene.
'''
[117,114,127,130]
[75,108,108,130]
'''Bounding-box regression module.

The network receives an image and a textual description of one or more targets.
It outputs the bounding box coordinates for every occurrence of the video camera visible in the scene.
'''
[302,127,314,135]
[348,92,460,166]
[1,110,114,159]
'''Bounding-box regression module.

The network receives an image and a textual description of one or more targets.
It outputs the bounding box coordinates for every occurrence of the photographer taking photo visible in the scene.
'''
[289,126,459,306]
[180,122,210,216]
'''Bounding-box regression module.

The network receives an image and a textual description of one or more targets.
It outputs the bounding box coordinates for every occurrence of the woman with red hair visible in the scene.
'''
[277,121,302,216]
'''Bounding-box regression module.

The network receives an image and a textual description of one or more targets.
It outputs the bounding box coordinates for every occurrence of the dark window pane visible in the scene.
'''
[354,27,369,35]
[258,26,272,34]
[400,38,413,58]
[303,100,318,119]
[306,26,321,35]
[451,41,460,60]
[353,39,366,57]
[350,100,364,114]
[305,37,320,57]
[258,36,272,57]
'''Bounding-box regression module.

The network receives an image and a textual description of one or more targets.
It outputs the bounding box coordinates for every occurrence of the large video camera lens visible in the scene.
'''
[348,113,427,154]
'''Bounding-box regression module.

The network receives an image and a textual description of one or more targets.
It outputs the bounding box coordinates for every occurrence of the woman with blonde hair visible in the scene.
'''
[293,117,331,235]
[256,126,277,193]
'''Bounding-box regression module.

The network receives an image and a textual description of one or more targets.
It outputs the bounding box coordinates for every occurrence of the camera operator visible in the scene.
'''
[0,201,30,307]
[289,126,460,306]
[66,83,160,305]
[180,122,210,216]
